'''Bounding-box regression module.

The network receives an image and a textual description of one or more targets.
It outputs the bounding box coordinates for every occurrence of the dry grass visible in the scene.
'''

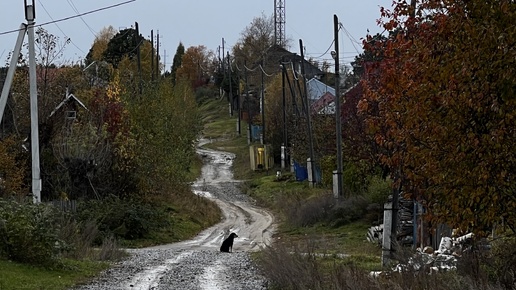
[257,239,508,290]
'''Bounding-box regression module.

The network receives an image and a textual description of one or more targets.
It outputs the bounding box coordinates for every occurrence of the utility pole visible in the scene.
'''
[1,2,41,203]
[281,57,287,170]
[228,52,239,135]
[299,39,316,187]
[333,14,343,199]
[0,24,26,125]
[151,30,154,81]
[27,1,41,203]
[245,61,251,144]
[260,60,265,145]
[222,38,225,76]
[156,30,160,79]
[135,22,142,94]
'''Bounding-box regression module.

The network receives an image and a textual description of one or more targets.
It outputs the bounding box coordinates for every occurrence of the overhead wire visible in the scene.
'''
[67,0,98,37]
[340,23,362,56]
[243,63,258,72]
[38,0,86,55]
[258,64,274,77]
[309,39,335,59]
[290,61,299,80]
[0,0,136,37]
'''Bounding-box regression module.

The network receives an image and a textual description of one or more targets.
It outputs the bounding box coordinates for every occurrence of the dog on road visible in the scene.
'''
[220,232,238,252]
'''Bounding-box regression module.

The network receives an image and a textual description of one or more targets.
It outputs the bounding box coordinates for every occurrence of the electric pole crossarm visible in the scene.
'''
[0,24,28,125]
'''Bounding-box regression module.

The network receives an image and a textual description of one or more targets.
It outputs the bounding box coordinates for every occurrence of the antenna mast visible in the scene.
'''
[274,0,286,47]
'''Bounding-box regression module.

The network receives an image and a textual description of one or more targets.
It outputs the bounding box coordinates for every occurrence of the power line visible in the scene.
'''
[67,0,98,37]
[340,23,362,55]
[0,0,136,36]
[38,0,86,55]
[309,39,335,59]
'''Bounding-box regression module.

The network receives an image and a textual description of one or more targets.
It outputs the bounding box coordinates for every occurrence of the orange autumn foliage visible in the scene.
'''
[360,0,516,235]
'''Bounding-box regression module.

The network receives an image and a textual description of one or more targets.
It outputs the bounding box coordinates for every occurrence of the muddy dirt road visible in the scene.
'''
[73,140,275,290]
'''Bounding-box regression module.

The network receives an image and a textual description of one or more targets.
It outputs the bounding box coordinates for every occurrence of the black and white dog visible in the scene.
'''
[220,232,238,253]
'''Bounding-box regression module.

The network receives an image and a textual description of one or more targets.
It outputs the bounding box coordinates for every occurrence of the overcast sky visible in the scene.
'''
[0,0,390,71]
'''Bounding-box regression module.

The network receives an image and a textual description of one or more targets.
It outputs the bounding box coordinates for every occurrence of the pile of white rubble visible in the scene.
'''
[371,233,475,277]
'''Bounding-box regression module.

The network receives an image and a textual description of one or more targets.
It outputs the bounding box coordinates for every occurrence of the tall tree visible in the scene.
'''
[117,40,155,94]
[232,12,275,68]
[103,28,145,68]
[85,26,117,64]
[175,45,214,89]
[359,0,516,235]
[170,42,185,85]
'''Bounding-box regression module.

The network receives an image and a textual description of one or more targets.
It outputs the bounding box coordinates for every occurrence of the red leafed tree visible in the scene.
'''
[359,0,516,235]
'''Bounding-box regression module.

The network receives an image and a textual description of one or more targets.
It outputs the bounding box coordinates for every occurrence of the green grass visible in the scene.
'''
[0,259,109,290]
[276,220,382,271]
[198,98,237,139]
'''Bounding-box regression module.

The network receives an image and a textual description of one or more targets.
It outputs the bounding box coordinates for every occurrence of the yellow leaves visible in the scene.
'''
[106,72,122,102]
[0,136,27,197]
[90,26,117,61]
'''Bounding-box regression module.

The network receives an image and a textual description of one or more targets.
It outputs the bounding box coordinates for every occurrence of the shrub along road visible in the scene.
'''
[72,139,275,289]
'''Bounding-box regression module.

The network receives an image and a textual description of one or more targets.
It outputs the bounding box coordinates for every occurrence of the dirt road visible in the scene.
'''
[73,140,275,290]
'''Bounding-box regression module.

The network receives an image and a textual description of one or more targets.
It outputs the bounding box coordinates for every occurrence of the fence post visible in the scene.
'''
[382,201,393,267]
[332,170,339,199]
[307,158,314,188]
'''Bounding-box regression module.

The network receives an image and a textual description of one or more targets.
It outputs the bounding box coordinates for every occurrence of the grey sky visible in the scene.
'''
[1,0,390,71]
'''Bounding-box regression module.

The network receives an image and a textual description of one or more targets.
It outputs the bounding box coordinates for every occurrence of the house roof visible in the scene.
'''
[310,82,361,115]
[260,45,324,79]
[311,91,335,114]
[307,77,335,101]
[48,93,88,119]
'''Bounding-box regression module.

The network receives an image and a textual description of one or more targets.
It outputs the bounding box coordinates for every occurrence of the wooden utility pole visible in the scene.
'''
[245,61,250,144]
[260,60,265,144]
[151,30,154,81]
[281,57,287,170]
[156,30,160,79]
[299,39,316,187]
[135,22,142,94]
[222,38,225,76]
[334,14,343,199]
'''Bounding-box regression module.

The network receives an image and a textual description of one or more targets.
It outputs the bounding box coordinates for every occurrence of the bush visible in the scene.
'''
[365,175,392,205]
[488,236,516,288]
[281,192,335,228]
[257,242,326,290]
[76,196,169,241]
[0,199,68,266]
[195,85,217,103]
[329,196,369,228]
[277,191,370,229]
[319,155,336,188]
[342,162,367,195]
[363,176,392,224]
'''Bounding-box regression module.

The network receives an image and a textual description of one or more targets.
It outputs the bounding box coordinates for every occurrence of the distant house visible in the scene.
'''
[48,89,88,132]
[49,90,87,119]
[239,45,325,128]
[261,45,324,81]
[307,77,336,114]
